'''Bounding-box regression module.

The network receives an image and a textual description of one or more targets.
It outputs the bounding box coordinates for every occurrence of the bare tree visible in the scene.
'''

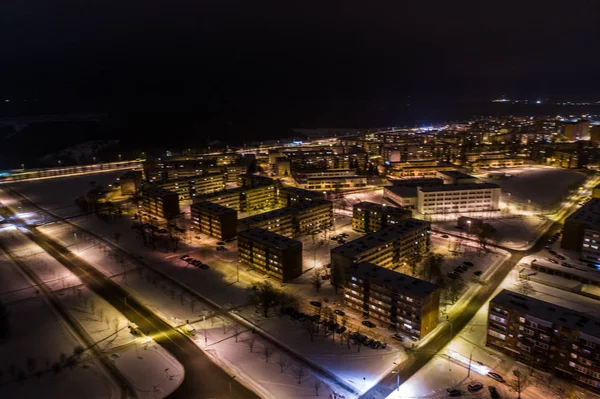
[97,307,104,322]
[311,268,323,292]
[510,369,529,399]
[276,355,290,373]
[516,279,535,296]
[420,252,445,282]
[292,364,306,384]
[314,379,323,396]
[303,319,318,342]
[113,317,121,333]
[263,346,272,363]
[245,335,257,353]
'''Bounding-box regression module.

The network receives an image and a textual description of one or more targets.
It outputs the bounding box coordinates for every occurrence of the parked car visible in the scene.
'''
[180,254,190,260]
[328,323,340,331]
[487,372,505,383]
[446,388,461,397]
[556,254,566,260]
[370,340,381,349]
[447,272,459,279]
[199,264,210,270]
[488,386,500,399]
[546,258,559,264]
[334,309,345,316]
[336,326,347,334]
[217,241,226,245]
[463,261,474,267]
[392,333,404,341]
[441,234,449,238]
[548,249,557,255]
[380,342,387,349]
[362,320,376,328]
[321,274,331,280]
[364,338,374,346]
[467,381,483,392]
[309,301,322,308]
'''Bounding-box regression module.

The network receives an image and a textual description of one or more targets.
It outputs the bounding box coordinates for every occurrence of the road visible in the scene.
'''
[360,211,574,399]
[1,204,259,399]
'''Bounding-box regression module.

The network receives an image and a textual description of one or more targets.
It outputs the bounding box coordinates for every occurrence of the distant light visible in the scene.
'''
[536,100,542,104]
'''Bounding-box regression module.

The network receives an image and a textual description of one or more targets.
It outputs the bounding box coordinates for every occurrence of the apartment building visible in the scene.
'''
[238,227,303,282]
[301,175,368,191]
[352,201,412,233]
[140,185,180,220]
[190,201,238,240]
[153,173,225,201]
[487,290,600,393]
[383,186,419,209]
[417,183,501,214]
[194,183,276,212]
[331,219,431,285]
[436,170,478,184]
[119,170,143,195]
[344,262,440,339]
[562,198,600,264]
[276,186,325,207]
[239,199,333,238]
[223,164,247,182]
[390,161,456,178]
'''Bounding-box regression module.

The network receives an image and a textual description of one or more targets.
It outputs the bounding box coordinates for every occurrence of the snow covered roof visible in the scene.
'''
[239,227,302,250]
[353,201,412,218]
[418,182,500,193]
[190,201,237,216]
[348,262,438,299]
[491,289,600,339]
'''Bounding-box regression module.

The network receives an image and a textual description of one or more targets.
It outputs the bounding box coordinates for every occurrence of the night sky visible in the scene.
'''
[1,1,599,128]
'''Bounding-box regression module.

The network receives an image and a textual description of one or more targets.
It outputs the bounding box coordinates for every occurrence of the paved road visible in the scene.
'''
[3,207,259,399]
[360,217,568,399]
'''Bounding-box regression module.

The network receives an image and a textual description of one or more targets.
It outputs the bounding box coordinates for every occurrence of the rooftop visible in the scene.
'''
[278,186,325,199]
[191,201,237,216]
[390,178,444,187]
[565,198,600,231]
[384,186,419,198]
[332,219,430,258]
[354,201,412,218]
[437,170,476,179]
[418,182,501,193]
[141,185,178,197]
[239,227,302,250]
[195,183,275,201]
[306,175,366,181]
[240,199,332,224]
[491,289,600,340]
[348,262,438,298]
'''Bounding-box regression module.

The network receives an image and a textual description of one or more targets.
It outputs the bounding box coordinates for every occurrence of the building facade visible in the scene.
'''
[239,199,333,238]
[194,183,276,212]
[276,186,325,207]
[487,290,600,394]
[238,227,303,282]
[417,183,501,214]
[344,262,440,339]
[352,201,412,233]
[190,201,238,240]
[331,219,431,285]
[562,199,600,264]
[140,186,180,220]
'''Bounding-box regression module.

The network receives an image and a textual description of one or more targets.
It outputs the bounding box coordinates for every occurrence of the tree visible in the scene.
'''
[311,268,323,292]
[276,291,298,316]
[445,277,466,304]
[516,279,535,296]
[263,346,272,363]
[245,335,257,353]
[420,253,445,282]
[303,319,318,342]
[276,355,290,373]
[292,364,306,384]
[510,369,529,399]
[251,281,280,318]
[314,379,323,396]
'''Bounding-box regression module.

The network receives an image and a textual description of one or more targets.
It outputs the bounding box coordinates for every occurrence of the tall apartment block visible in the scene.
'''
[239,199,333,238]
[352,201,412,233]
[238,227,303,282]
[487,290,600,394]
[276,186,325,207]
[561,198,600,264]
[331,218,431,285]
[417,183,501,214]
[140,185,180,220]
[190,201,238,240]
[344,262,440,339]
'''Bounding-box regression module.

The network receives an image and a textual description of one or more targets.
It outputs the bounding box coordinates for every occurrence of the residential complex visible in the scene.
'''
[238,227,303,282]
[344,262,440,339]
[140,185,180,220]
[331,218,431,285]
[352,201,412,233]
[417,183,501,214]
[152,173,225,200]
[118,170,143,195]
[190,201,238,240]
[487,290,600,393]
[298,175,368,191]
[239,199,333,238]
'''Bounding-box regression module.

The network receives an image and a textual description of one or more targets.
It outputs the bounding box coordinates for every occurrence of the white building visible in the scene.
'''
[417,183,501,214]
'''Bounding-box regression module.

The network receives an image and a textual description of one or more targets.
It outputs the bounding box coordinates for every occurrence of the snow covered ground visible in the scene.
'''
[0,222,184,398]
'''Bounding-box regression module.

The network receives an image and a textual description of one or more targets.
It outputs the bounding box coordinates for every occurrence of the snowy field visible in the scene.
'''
[479,166,587,211]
